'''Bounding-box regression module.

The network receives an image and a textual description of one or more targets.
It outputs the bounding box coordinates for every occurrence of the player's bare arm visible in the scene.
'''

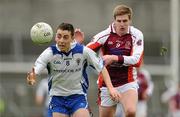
[101,67,121,102]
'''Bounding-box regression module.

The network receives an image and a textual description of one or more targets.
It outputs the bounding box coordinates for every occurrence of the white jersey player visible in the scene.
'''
[27,23,120,117]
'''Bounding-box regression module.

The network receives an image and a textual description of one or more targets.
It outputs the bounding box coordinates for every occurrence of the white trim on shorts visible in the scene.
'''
[100,81,139,107]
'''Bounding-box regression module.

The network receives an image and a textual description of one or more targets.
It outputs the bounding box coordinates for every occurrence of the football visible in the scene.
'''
[30,22,53,45]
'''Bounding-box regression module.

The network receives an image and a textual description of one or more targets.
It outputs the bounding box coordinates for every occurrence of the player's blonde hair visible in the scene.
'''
[113,4,133,20]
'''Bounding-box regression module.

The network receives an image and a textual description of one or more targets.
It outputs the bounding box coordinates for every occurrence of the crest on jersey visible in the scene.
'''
[66,61,70,66]
[76,58,81,66]
[125,41,131,49]
[136,39,142,46]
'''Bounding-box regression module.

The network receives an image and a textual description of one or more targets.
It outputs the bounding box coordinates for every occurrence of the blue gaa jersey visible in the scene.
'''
[34,41,104,96]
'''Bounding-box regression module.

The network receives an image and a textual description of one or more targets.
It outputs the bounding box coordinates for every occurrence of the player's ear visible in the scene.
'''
[55,36,58,42]
[129,19,132,25]
[71,35,75,41]
[32,67,35,73]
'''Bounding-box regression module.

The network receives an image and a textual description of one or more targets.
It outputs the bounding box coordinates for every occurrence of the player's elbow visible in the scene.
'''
[132,55,143,67]
[134,61,142,67]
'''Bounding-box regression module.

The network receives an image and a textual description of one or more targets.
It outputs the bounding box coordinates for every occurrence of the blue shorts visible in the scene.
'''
[48,94,88,116]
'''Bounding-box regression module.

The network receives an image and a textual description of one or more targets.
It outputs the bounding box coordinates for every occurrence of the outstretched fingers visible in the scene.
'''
[26,68,36,85]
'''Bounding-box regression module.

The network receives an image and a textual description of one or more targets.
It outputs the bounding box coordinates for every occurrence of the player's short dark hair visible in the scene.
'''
[57,23,74,36]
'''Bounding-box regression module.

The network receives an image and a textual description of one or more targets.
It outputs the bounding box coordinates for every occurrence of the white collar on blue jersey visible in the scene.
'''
[55,40,77,52]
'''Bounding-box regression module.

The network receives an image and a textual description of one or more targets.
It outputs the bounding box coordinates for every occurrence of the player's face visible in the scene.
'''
[114,14,131,36]
[55,29,73,52]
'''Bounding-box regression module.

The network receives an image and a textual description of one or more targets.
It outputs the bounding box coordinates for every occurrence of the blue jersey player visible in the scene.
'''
[27,23,121,117]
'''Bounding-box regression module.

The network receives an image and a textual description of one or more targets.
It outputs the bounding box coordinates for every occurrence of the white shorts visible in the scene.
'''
[100,81,138,107]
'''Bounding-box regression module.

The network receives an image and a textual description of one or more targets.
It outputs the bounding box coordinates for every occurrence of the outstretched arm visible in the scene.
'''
[27,67,36,85]
[84,47,121,101]
[101,67,121,101]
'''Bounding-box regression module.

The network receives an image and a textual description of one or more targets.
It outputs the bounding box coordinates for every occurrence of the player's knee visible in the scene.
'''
[125,107,136,117]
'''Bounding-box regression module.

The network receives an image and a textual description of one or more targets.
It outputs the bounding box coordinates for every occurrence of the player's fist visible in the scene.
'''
[74,28,84,44]
[102,55,118,66]
[27,68,36,85]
